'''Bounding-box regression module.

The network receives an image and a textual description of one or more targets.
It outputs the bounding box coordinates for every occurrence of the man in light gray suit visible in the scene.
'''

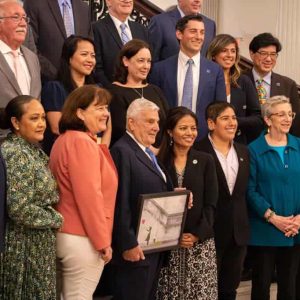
[0,0,41,137]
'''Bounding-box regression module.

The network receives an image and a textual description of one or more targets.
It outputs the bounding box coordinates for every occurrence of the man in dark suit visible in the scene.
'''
[92,0,148,87]
[0,150,6,253]
[149,15,226,140]
[195,102,250,300]
[110,99,172,300]
[245,32,300,136]
[148,0,216,62]
[23,0,92,81]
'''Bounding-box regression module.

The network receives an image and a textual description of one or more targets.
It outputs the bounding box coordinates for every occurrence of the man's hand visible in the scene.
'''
[100,246,113,264]
[122,245,145,262]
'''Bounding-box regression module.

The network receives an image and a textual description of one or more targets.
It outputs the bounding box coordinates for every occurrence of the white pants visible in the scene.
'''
[56,232,104,300]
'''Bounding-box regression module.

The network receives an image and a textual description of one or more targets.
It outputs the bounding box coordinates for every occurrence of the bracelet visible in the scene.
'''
[266,210,275,222]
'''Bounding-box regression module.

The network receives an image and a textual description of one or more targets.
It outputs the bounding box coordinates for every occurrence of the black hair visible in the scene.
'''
[249,33,282,53]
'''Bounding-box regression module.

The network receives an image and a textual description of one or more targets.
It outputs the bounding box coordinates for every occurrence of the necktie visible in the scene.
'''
[182,59,194,110]
[11,50,29,95]
[256,79,267,105]
[120,23,130,45]
[145,147,163,175]
[62,1,74,37]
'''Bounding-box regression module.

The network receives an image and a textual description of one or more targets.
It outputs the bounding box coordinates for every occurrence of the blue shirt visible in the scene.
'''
[247,133,300,246]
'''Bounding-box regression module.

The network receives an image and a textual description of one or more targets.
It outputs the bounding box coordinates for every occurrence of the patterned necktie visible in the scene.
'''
[181,58,194,110]
[256,79,267,105]
[145,147,163,175]
[120,23,130,45]
[62,0,74,37]
[11,50,29,94]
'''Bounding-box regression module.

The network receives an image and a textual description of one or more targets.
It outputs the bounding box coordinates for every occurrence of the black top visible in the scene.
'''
[109,83,169,146]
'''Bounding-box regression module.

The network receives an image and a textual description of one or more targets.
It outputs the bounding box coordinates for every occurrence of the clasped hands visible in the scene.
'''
[268,213,300,237]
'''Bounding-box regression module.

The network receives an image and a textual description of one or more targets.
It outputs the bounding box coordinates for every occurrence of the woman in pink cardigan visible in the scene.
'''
[49,85,118,300]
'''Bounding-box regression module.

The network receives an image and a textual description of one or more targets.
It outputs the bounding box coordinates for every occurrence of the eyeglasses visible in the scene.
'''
[0,15,30,24]
[269,112,296,119]
[256,51,278,60]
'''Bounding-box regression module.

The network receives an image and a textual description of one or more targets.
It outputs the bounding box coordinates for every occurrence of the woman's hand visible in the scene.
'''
[100,246,113,264]
[284,214,300,237]
[180,233,199,248]
[174,187,193,209]
[268,214,295,234]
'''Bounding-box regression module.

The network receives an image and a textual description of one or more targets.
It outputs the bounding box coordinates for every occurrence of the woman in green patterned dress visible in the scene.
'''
[0,95,63,300]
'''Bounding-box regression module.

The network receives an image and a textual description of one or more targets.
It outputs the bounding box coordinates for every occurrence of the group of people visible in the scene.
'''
[0,0,300,300]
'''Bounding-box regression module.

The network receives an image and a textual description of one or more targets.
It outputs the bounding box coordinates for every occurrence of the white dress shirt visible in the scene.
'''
[109,14,133,41]
[252,68,271,99]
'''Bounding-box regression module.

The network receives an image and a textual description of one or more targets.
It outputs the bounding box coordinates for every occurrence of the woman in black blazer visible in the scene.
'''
[156,107,218,300]
[207,34,263,143]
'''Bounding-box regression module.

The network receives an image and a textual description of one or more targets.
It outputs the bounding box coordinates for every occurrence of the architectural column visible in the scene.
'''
[202,0,219,24]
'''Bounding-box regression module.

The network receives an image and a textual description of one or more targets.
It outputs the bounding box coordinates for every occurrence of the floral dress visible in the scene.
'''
[0,134,63,300]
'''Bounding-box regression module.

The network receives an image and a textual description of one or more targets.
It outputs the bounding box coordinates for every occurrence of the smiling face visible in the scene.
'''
[176,19,205,57]
[178,0,202,15]
[106,0,133,21]
[12,99,46,143]
[169,115,198,150]
[250,45,277,77]
[214,42,237,71]
[0,2,27,49]
[208,107,237,142]
[127,109,159,147]
[123,47,151,84]
[69,40,96,78]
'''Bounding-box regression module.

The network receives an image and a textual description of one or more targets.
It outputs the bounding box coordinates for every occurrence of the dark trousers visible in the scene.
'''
[113,253,162,300]
[216,238,247,300]
[251,245,300,300]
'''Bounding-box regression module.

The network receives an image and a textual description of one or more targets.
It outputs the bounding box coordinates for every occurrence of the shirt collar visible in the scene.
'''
[208,133,234,152]
[109,13,129,29]
[252,68,271,85]
[178,50,201,67]
[58,0,71,7]
[126,130,147,152]
[0,40,21,55]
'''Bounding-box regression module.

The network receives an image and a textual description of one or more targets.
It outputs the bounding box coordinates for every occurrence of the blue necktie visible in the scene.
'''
[181,58,194,110]
[120,23,130,45]
[145,147,163,175]
[62,0,74,37]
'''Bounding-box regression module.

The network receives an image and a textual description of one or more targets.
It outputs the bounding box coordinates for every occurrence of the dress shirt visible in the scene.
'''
[252,68,271,98]
[0,40,31,94]
[57,0,75,32]
[126,131,166,181]
[177,50,200,113]
[177,5,199,17]
[208,134,239,194]
[109,14,133,41]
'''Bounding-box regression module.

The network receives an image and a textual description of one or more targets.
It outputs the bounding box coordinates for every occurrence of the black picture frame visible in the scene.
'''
[136,190,190,254]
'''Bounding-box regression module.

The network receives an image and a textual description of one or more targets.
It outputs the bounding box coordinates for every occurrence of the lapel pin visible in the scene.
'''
[206,69,211,74]
[276,82,281,86]
[193,159,198,164]
[240,157,244,162]
[243,105,247,109]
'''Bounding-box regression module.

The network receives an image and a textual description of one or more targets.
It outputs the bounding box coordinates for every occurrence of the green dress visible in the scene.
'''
[0,134,63,300]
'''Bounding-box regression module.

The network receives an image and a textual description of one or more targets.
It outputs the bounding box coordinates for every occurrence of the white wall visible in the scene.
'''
[149,0,176,11]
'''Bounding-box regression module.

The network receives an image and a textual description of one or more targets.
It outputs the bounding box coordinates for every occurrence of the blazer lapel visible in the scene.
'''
[105,15,123,48]
[21,47,36,96]
[167,55,179,107]
[197,59,210,112]
[48,0,67,38]
[270,72,281,97]
[0,52,21,94]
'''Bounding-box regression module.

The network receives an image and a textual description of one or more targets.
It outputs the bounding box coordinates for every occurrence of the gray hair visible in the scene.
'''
[261,95,291,118]
[126,98,159,121]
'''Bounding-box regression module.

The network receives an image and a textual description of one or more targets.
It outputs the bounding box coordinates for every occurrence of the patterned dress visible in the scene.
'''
[0,134,63,300]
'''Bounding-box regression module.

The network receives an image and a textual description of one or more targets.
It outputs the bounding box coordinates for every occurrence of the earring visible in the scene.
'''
[15,127,19,130]
[169,136,173,146]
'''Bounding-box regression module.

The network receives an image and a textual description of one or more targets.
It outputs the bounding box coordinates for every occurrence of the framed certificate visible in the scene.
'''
[136,190,190,254]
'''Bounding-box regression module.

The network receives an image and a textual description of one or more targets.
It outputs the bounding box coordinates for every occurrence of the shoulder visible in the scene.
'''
[201,57,222,72]
[151,9,175,22]
[238,74,254,86]
[200,14,216,27]
[42,80,66,92]
[92,15,109,29]
[21,45,38,61]
[153,55,177,68]
[272,72,296,86]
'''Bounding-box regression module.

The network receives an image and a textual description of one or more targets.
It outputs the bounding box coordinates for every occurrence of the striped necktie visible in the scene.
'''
[62,0,74,37]
[182,58,194,110]
[120,23,130,45]
[145,147,163,175]
[256,78,267,105]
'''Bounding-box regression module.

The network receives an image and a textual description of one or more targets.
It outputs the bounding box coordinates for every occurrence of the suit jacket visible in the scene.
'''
[0,150,6,253]
[148,8,216,62]
[231,75,263,144]
[149,55,226,139]
[93,15,149,87]
[0,45,41,108]
[110,133,173,265]
[195,137,250,247]
[23,0,92,81]
[245,69,300,136]
[166,148,218,242]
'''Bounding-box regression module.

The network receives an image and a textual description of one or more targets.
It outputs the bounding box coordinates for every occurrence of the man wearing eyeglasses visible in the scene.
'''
[0,0,41,138]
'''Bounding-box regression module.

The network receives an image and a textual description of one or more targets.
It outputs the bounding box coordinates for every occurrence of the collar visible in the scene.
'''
[109,13,129,29]
[208,133,234,152]
[177,5,200,17]
[0,40,21,55]
[252,68,271,85]
[58,0,72,7]
[178,50,201,67]
[126,130,147,152]
[254,132,299,155]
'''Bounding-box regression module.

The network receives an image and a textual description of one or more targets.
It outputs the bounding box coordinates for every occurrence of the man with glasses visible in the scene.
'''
[0,0,41,138]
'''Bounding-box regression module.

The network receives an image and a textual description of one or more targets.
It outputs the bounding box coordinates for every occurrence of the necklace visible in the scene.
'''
[132,87,144,99]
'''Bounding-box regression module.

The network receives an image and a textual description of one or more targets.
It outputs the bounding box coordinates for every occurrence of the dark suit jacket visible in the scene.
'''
[110,133,172,265]
[195,137,250,247]
[148,8,216,62]
[24,0,92,81]
[0,150,7,253]
[93,15,149,87]
[245,69,300,137]
[231,75,263,144]
[149,55,226,139]
[166,148,218,242]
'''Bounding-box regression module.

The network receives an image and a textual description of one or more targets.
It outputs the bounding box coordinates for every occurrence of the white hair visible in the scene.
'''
[261,95,291,118]
[126,98,159,120]
[0,0,23,17]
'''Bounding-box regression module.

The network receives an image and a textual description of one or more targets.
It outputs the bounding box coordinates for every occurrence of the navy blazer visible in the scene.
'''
[110,133,173,265]
[93,15,149,87]
[195,137,250,247]
[0,150,7,253]
[148,8,216,62]
[149,55,226,139]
